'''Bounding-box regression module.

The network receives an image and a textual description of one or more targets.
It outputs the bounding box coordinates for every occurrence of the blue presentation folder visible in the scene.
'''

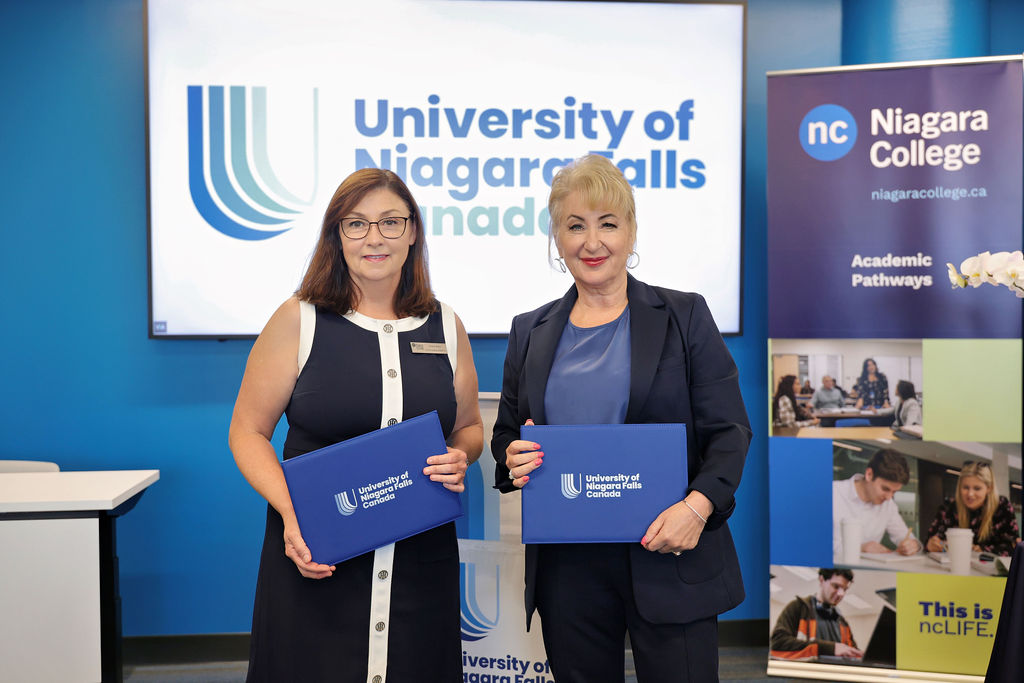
[520,423,687,543]
[281,411,462,565]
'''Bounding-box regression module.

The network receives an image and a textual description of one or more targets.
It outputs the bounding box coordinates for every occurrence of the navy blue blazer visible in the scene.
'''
[491,275,752,628]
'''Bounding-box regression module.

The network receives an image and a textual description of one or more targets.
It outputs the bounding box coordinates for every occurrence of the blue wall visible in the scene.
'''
[2,0,1019,637]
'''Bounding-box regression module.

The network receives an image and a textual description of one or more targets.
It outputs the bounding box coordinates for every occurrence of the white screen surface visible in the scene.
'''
[148,0,743,336]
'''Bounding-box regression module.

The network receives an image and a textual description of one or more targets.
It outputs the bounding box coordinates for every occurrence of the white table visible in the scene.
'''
[838,551,1003,577]
[0,470,159,683]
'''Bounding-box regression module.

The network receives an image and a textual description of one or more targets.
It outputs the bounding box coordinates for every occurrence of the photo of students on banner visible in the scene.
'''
[769,564,897,668]
[771,339,922,438]
[770,562,1009,676]
[831,439,1021,573]
[923,461,1020,557]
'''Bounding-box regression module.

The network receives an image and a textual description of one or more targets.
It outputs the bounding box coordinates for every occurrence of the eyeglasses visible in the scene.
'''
[961,461,991,470]
[340,216,410,239]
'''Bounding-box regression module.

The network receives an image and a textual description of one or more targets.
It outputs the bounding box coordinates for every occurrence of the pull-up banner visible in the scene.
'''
[768,58,1022,339]
[766,56,1023,683]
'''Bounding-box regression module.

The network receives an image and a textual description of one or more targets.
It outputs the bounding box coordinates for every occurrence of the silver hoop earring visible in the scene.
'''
[555,257,567,273]
[626,251,639,269]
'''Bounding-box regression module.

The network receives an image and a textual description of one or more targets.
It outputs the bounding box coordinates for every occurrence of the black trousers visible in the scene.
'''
[535,543,719,683]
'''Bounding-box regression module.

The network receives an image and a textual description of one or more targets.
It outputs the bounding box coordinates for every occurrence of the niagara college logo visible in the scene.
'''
[800,103,858,161]
[334,489,358,516]
[460,562,499,642]
[186,85,319,240]
[560,473,582,500]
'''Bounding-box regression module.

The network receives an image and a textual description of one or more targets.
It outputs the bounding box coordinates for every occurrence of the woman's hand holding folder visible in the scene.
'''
[423,447,470,492]
[283,518,335,580]
[505,419,543,488]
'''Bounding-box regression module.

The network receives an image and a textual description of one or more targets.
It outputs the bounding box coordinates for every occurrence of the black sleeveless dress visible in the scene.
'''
[246,307,461,683]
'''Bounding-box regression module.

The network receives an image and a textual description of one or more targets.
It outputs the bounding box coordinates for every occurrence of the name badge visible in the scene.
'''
[410,342,447,354]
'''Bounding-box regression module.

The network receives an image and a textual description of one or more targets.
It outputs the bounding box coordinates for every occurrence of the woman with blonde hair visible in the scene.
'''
[925,461,1020,556]
[492,154,751,681]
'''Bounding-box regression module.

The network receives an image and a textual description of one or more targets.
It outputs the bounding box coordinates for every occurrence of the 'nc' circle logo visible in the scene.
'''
[800,104,857,161]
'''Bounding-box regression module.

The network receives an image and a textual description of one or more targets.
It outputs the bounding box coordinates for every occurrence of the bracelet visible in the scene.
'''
[683,499,708,524]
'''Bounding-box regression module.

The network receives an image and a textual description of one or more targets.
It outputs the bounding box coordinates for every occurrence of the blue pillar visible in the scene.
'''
[842,0,990,65]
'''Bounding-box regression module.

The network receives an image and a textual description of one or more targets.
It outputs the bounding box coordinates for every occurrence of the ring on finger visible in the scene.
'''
[673,551,681,556]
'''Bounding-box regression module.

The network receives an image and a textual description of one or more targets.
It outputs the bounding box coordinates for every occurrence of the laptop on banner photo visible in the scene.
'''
[281,411,462,566]
[520,423,687,543]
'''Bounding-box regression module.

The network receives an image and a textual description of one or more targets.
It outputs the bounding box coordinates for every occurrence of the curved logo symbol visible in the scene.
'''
[460,562,499,641]
[561,473,582,500]
[334,489,358,516]
[800,104,857,161]
[187,85,319,240]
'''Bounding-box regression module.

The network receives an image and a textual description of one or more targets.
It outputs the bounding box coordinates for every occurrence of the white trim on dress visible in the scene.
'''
[439,301,457,375]
[297,305,455,683]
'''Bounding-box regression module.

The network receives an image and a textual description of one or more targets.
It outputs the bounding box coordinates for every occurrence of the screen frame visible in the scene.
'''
[144,0,748,340]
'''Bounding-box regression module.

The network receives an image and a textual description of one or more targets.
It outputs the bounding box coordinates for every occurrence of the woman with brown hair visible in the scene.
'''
[891,380,922,428]
[853,358,890,410]
[229,169,482,682]
[773,374,818,428]
[926,461,1020,556]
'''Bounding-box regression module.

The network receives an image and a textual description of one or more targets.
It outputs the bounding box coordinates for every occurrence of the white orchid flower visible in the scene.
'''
[953,250,1024,297]
[991,250,1023,285]
[959,252,988,287]
[992,251,1024,297]
[946,262,967,289]
[979,251,1015,285]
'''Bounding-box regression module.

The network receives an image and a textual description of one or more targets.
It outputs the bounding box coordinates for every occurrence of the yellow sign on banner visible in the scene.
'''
[896,573,1005,675]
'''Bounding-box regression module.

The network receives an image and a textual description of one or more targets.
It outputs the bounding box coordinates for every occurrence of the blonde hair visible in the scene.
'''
[546,155,636,265]
[956,462,999,542]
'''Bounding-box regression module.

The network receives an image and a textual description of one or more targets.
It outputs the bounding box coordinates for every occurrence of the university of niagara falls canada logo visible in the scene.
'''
[561,473,582,500]
[334,489,358,516]
[800,103,858,161]
[187,85,319,240]
[460,562,499,641]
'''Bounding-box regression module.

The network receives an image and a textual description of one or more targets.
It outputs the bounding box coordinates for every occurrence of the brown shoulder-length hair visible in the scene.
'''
[296,169,436,317]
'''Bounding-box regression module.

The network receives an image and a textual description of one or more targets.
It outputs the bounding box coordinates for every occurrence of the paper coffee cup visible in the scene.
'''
[841,519,862,565]
[946,528,973,576]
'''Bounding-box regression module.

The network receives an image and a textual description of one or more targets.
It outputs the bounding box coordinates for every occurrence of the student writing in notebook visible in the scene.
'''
[833,449,921,561]
[925,461,1020,556]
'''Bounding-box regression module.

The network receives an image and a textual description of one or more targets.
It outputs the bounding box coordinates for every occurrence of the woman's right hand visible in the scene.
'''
[505,419,543,488]
[283,521,336,579]
[926,535,945,553]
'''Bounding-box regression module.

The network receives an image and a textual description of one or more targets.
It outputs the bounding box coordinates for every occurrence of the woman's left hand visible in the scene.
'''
[641,493,712,555]
[424,447,469,492]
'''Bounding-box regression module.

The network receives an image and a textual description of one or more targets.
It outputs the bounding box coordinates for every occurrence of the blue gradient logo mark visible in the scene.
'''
[187,86,319,240]
[334,489,358,516]
[561,473,582,500]
[800,104,857,161]
[460,562,499,641]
